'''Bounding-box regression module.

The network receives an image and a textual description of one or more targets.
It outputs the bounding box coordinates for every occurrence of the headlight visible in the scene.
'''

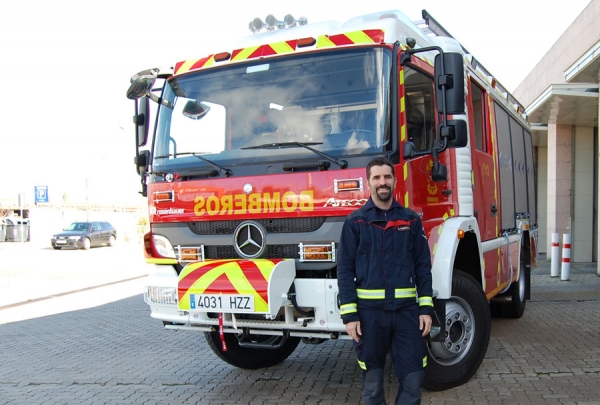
[152,234,176,258]
[144,286,178,305]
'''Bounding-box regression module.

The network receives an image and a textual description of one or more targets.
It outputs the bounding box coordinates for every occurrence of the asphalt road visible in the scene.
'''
[1,242,599,404]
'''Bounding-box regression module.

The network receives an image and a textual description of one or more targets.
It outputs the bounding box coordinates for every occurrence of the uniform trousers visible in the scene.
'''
[354,307,427,405]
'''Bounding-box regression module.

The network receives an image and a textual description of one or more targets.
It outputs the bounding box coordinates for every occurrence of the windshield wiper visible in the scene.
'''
[242,142,348,169]
[154,152,232,177]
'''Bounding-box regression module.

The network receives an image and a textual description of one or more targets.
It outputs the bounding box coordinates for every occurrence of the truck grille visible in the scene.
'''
[204,245,299,259]
[188,217,326,235]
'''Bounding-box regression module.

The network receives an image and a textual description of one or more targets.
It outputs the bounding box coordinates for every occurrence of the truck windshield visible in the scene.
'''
[153,47,392,172]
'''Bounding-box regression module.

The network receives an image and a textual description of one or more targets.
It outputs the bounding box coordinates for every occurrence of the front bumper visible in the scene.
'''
[51,238,84,248]
[144,261,349,340]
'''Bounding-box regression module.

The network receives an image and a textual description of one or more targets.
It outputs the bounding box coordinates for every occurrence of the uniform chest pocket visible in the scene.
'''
[391,225,414,259]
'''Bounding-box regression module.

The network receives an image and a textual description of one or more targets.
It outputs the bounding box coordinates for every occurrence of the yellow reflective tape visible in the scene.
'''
[316,35,336,49]
[145,257,178,265]
[404,192,409,208]
[394,288,417,299]
[177,59,198,75]
[450,209,455,216]
[401,123,406,142]
[357,288,417,299]
[357,359,367,370]
[270,41,295,54]
[418,296,433,307]
[204,56,216,68]
[345,30,377,44]
[232,46,260,61]
[437,225,443,235]
[182,260,269,312]
[357,289,385,299]
[423,356,428,368]
[403,163,408,181]
[340,303,357,315]
[399,69,405,85]
[432,243,437,255]
[443,212,449,221]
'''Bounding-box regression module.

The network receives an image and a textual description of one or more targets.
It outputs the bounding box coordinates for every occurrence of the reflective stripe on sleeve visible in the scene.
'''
[340,303,357,315]
[357,359,367,370]
[418,296,434,307]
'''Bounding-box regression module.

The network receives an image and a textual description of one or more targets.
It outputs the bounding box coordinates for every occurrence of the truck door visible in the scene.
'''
[467,79,498,242]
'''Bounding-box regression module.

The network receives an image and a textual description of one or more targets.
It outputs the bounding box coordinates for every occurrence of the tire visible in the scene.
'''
[108,235,116,247]
[423,271,491,391]
[82,238,91,250]
[205,331,300,369]
[496,257,528,319]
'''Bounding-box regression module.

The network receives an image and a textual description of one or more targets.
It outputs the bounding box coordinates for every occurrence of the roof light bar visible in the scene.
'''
[249,14,307,33]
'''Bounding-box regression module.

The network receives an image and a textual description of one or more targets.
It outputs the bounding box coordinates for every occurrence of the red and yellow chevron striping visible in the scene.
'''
[173,29,385,76]
[178,259,284,312]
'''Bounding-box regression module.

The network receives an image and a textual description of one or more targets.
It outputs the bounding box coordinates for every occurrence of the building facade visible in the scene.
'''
[514,0,600,266]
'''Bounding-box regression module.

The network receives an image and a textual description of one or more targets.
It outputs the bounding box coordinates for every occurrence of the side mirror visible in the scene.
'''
[126,69,158,100]
[134,150,150,175]
[134,97,150,147]
[183,100,211,120]
[434,53,465,115]
[403,142,416,160]
[438,119,468,148]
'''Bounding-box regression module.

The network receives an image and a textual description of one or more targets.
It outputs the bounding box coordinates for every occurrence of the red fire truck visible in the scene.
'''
[127,10,537,391]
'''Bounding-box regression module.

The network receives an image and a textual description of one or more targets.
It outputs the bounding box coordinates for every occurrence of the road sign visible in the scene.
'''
[35,186,48,203]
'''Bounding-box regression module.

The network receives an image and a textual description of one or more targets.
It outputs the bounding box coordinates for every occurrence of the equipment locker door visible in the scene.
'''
[467,80,498,243]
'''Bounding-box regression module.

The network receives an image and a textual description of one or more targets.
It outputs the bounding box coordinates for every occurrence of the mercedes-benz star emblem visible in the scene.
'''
[233,221,266,259]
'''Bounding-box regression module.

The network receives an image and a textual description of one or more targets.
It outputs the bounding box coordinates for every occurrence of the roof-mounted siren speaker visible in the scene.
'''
[265,14,284,31]
[284,14,296,27]
[249,17,264,33]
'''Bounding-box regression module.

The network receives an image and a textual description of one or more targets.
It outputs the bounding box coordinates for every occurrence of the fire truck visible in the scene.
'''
[127,10,537,391]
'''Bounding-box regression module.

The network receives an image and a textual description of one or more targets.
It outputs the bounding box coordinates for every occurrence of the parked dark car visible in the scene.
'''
[51,221,116,250]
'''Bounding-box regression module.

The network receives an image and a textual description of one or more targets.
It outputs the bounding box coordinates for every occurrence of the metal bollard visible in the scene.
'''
[551,233,560,277]
[561,234,571,281]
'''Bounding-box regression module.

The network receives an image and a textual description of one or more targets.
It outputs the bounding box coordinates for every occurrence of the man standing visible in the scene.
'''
[338,157,433,404]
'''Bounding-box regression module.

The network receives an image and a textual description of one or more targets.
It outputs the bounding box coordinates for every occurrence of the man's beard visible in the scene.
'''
[376,186,392,202]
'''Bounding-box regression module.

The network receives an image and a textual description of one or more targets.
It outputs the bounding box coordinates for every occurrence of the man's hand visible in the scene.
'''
[419,314,432,337]
[346,321,362,342]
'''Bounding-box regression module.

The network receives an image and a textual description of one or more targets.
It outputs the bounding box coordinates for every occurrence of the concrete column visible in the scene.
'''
[573,126,594,262]
[547,123,573,253]
[537,146,548,254]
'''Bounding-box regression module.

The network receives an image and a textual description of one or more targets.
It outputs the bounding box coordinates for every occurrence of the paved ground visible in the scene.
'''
[0,243,599,404]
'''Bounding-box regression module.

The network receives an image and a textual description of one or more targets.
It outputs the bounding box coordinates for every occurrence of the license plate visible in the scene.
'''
[191,294,254,312]
[56,240,67,245]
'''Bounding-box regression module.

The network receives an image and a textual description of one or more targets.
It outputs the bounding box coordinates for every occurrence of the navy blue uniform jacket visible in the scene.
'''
[338,197,433,324]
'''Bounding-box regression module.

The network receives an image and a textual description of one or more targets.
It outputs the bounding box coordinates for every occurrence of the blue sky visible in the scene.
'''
[0,0,591,206]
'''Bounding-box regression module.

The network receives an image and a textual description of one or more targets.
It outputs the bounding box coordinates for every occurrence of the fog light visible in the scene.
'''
[299,242,336,262]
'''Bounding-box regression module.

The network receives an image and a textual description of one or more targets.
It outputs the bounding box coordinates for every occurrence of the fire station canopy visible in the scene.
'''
[526,40,600,147]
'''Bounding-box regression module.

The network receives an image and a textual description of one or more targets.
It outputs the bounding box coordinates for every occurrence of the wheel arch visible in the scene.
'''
[430,217,483,299]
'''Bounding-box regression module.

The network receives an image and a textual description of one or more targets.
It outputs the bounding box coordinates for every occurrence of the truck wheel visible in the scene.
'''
[423,271,491,391]
[204,331,300,369]
[497,256,528,318]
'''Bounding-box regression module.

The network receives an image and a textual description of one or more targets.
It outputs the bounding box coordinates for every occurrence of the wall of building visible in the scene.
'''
[514,0,600,106]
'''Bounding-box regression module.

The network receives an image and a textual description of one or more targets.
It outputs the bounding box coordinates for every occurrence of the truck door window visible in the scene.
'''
[403,67,435,152]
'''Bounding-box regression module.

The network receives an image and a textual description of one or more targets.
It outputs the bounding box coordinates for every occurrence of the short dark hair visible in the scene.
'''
[366,157,395,180]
